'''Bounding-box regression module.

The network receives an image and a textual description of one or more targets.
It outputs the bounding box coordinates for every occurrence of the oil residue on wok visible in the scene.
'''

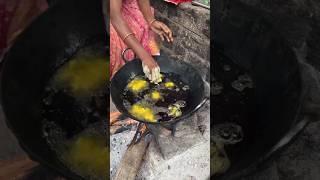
[211,51,256,177]
[41,46,108,180]
[122,73,190,122]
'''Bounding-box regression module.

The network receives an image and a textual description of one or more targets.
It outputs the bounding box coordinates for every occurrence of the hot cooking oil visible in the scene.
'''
[123,73,190,122]
[61,133,108,180]
[54,57,108,96]
[164,81,175,89]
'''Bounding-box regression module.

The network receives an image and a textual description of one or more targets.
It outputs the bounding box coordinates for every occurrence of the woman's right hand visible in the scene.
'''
[141,56,162,84]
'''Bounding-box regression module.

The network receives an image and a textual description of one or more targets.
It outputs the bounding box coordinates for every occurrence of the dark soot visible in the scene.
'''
[41,85,108,139]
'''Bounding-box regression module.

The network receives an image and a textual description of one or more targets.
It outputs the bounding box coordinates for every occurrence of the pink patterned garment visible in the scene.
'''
[110,0,160,79]
[0,0,48,59]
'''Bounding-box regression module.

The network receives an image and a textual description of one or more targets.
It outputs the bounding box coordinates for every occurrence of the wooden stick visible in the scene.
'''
[114,132,150,180]
[110,112,122,125]
[110,125,132,135]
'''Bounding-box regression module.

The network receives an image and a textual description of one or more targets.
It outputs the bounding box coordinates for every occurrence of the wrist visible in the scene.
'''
[140,53,153,63]
[148,19,157,27]
[141,54,152,62]
[122,32,135,42]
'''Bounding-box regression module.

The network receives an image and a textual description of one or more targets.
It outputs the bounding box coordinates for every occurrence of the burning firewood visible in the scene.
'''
[114,123,150,180]
[110,111,139,135]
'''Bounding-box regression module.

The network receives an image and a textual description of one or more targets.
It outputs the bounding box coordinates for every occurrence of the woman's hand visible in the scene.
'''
[150,20,173,43]
[137,0,172,42]
[141,56,162,84]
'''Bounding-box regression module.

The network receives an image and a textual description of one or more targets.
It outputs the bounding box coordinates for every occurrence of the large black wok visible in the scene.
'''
[213,1,306,179]
[110,49,206,129]
[0,0,107,179]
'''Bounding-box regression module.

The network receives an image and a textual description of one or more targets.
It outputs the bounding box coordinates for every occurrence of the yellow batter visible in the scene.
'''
[150,91,162,101]
[62,135,108,179]
[54,58,107,96]
[127,79,149,93]
[129,104,156,122]
[164,81,175,89]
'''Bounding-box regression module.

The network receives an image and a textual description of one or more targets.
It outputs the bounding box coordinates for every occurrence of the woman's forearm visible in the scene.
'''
[110,0,152,61]
[137,0,154,24]
[111,15,151,61]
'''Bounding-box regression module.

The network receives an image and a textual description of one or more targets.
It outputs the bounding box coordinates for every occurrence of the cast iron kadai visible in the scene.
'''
[110,48,208,131]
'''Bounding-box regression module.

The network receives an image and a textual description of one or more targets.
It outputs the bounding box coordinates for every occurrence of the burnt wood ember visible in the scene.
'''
[110,112,138,135]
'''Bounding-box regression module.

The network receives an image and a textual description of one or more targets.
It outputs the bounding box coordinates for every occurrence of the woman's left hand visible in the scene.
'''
[150,20,173,43]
